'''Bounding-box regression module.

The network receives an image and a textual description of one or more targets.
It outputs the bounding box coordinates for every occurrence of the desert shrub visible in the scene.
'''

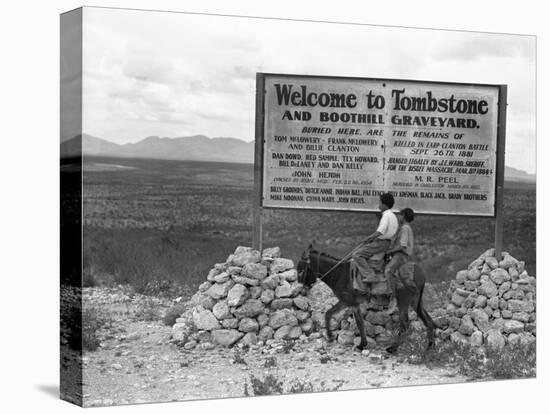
[484,342,536,379]
[133,297,160,322]
[399,335,536,379]
[82,306,112,351]
[162,303,187,326]
[244,373,284,396]
[244,373,345,396]
[263,356,278,368]
[232,349,247,365]
[287,378,315,394]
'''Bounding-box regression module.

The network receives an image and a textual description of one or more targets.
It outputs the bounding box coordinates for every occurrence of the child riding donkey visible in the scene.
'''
[350,193,415,312]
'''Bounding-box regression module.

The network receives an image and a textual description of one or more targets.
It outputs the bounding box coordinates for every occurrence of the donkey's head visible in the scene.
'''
[297,243,317,291]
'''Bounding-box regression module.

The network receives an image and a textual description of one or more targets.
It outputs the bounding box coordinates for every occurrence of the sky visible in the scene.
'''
[75,7,536,173]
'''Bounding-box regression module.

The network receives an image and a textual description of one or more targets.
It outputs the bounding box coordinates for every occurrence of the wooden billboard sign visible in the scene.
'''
[253,73,506,257]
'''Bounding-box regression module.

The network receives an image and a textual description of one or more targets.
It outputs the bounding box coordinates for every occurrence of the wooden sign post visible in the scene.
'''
[494,85,508,261]
[252,73,265,251]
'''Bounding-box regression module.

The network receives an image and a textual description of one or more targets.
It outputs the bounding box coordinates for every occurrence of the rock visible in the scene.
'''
[464,293,477,309]
[260,289,275,304]
[231,275,260,286]
[247,286,261,300]
[492,310,501,319]
[507,333,520,346]
[503,289,525,300]
[258,326,274,342]
[261,275,280,290]
[184,340,197,350]
[471,309,490,333]
[262,247,281,258]
[193,308,221,331]
[517,332,536,346]
[269,309,298,329]
[207,268,220,282]
[198,281,212,292]
[242,263,268,280]
[311,311,326,328]
[212,301,231,320]
[451,292,466,306]
[474,295,487,308]
[517,261,526,274]
[512,312,530,323]
[231,250,261,267]
[233,300,264,318]
[172,323,189,342]
[111,363,123,370]
[289,282,304,297]
[366,311,391,326]
[293,296,310,311]
[459,315,475,336]
[487,296,499,309]
[238,318,259,333]
[498,281,511,296]
[470,330,483,346]
[464,281,479,291]
[301,319,313,334]
[199,342,215,350]
[199,295,216,310]
[288,326,302,339]
[508,266,519,280]
[211,329,243,347]
[227,284,249,307]
[489,268,509,285]
[455,288,471,297]
[525,323,536,334]
[213,272,230,284]
[274,326,292,340]
[271,298,294,310]
[450,332,469,346]
[503,319,524,334]
[485,256,499,269]
[468,258,484,270]
[481,263,492,275]
[448,316,461,330]
[478,281,498,298]
[257,314,269,328]
[221,318,239,329]
[508,299,534,313]
[227,266,242,275]
[486,329,505,350]
[275,282,293,298]
[499,298,508,310]
[241,332,258,346]
[491,318,505,332]
[501,310,513,319]
[206,281,234,300]
[337,330,356,345]
[271,258,295,274]
[456,270,469,283]
[467,267,482,281]
[499,254,518,269]
[279,269,298,282]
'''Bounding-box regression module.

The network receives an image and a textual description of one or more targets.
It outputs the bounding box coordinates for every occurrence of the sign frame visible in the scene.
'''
[253,72,507,252]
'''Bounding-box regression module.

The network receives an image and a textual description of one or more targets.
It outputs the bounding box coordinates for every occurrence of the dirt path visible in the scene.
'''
[81,287,469,407]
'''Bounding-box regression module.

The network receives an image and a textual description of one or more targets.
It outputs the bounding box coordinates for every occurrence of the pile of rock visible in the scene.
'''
[437,248,536,349]
[171,246,314,349]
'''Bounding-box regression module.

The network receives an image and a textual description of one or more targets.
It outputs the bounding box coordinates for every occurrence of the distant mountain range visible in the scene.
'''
[61,134,255,164]
[61,134,535,182]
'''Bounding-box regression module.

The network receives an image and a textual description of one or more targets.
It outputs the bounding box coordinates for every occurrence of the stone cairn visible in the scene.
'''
[437,248,536,349]
[171,246,315,349]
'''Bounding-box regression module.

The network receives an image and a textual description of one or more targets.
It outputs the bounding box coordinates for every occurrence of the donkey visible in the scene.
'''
[297,244,435,353]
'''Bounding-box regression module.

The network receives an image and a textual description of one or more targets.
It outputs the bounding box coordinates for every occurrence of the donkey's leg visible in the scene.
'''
[415,287,436,349]
[352,305,367,350]
[386,288,412,354]
[325,301,346,342]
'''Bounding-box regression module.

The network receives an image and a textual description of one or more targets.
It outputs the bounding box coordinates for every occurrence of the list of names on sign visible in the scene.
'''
[260,74,500,216]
